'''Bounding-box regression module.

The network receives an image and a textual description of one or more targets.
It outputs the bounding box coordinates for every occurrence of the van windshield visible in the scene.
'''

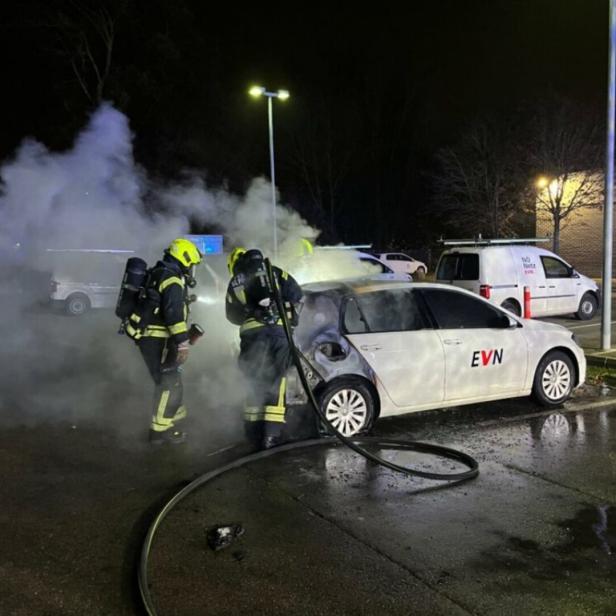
[436,254,479,281]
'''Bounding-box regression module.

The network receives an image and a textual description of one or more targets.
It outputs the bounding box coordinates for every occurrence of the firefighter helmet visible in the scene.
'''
[166,238,203,268]
[227,246,247,275]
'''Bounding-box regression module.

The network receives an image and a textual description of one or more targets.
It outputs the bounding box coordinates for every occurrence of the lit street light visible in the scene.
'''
[249,85,290,257]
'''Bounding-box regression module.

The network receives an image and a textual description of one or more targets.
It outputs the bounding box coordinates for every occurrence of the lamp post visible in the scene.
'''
[249,85,290,257]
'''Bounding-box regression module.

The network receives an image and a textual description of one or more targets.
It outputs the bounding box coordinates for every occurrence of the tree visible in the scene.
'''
[530,100,603,253]
[432,118,527,239]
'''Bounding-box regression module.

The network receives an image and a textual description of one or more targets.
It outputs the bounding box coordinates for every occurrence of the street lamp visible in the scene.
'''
[249,85,290,257]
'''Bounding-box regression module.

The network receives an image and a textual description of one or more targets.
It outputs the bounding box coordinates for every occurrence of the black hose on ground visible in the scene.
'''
[137,261,479,615]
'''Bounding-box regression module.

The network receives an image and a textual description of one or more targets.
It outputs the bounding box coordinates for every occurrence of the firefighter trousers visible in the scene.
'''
[138,337,187,433]
[238,327,291,443]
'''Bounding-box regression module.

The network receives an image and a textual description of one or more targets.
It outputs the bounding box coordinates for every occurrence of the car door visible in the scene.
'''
[540,256,579,315]
[342,289,445,408]
[419,288,528,401]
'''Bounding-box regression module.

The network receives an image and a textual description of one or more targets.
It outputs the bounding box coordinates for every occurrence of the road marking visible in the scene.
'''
[567,321,616,330]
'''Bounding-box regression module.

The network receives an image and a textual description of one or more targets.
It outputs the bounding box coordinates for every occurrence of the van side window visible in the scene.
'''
[541,256,571,279]
[421,289,509,329]
[436,254,479,281]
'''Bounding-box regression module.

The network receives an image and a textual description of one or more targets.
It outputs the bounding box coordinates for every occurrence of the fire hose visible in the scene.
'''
[137,260,479,615]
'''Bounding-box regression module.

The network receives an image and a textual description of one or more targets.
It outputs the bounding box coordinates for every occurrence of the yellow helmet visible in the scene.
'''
[167,238,203,268]
[227,246,247,274]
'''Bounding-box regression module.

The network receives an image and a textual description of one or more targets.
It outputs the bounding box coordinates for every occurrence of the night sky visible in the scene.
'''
[0,0,609,246]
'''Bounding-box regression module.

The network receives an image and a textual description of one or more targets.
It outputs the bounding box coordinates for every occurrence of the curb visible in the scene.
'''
[584,353,616,369]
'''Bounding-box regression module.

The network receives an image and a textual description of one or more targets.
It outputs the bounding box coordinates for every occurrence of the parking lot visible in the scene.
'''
[1,304,616,614]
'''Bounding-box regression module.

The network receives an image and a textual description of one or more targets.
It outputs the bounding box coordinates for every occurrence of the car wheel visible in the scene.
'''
[319,378,376,437]
[65,293,90,316]
[415,267,426,280]
[532,351,574,407]
[501,299,521,316]
[576,292,597,321]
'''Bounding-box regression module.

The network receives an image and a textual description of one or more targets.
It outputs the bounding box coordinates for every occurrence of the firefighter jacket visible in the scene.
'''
[225,265,302,335]
[126,256,190,344]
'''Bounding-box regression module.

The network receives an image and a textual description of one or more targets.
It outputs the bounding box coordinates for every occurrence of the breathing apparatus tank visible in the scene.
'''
[115,257,149,321]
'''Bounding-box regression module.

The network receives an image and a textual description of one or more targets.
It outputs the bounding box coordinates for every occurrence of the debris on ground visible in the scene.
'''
[206,523,245,551]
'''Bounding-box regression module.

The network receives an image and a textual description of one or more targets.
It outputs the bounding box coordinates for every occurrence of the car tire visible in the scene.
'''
[575,292,597,321]
[501,299,521,316]
[65,293,91,316]
[415,267,426,280]
[532,351,575,407]
[318,378,376,437]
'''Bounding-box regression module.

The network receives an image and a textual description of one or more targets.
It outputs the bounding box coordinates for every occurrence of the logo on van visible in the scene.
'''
[521,256,536,275]
[471,349,503,367]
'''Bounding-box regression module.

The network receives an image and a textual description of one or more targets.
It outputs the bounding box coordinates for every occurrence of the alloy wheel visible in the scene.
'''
[541,360,572,401]
[324,388,369,436]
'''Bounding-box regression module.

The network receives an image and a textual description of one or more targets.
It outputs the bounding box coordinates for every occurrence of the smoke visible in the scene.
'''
[0,103,371,445]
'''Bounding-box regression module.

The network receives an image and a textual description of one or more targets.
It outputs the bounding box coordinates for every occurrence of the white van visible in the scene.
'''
[435,239,600,319]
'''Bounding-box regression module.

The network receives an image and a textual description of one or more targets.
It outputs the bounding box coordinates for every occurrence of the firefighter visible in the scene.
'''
[225,248,303,449]
[125,238,203,445]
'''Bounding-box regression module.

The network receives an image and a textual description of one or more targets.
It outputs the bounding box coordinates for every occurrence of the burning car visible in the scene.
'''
[287,278,586,437]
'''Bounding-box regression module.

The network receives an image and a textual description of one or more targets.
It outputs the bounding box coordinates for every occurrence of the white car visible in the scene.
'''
[357,253,412,281]
[289,279,585,436]
[375,252,428,278]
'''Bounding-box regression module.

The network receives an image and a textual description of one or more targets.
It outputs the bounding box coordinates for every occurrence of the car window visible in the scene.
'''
[436,254,479,281]
[541,256,571,278]
[421,288,509,329]
[344,289,427,333]
[359,257,391,274]
[398,255,412,261]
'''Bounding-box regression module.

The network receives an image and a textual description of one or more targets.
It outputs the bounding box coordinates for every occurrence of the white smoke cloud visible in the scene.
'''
[0,102,377,444]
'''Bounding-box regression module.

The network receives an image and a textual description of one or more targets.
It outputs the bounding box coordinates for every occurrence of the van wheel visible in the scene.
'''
[501,299,521,316]
[318,378,376,437]
[532,351,574,407]
[415,267,426,280]
[576,293,597,321]
[65,293,90,316]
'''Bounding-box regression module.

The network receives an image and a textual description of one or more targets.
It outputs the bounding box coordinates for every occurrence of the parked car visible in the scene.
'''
[375,252,428,278]
[287,278,585,436]
[435,240,600,319]
[48,248,224,316]
[357,253,412,281]
[48,249,133,316]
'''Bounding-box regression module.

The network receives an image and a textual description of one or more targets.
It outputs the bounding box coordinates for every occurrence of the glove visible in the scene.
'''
[176,340,190,364]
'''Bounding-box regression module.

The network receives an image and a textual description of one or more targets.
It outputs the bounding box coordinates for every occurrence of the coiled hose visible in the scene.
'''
[137,262,479,615]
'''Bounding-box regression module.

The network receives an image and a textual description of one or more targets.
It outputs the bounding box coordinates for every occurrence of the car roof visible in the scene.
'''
[303,278,454,295]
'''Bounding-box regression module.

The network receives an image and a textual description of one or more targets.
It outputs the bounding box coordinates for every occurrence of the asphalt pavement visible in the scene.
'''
[2,306,616,615]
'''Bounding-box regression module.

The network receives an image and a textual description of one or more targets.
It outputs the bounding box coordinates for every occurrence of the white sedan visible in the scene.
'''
[289,279,586,436]
[376,252,428,278]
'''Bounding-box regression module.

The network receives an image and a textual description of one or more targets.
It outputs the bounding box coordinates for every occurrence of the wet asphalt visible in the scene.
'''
[1,307,616,615]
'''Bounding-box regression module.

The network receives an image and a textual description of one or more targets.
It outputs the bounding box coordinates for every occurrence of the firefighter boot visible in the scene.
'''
[148,429,187,445]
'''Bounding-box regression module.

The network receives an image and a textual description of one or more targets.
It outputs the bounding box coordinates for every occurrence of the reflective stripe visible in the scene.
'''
[244,406,265,422]
[173,405,187,422]
[233,285,247,304]
[159,276,184,293]
[169,322,188,335]
[239,317,283,334]
[281,271,289,280]
[264,405,286,423]
[130,313,141,324]
[143,328,170,339]
[277,378,287,407]
[151,390,172,431]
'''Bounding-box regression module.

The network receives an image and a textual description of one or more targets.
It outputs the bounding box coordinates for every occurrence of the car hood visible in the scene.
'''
[520,318,572,336]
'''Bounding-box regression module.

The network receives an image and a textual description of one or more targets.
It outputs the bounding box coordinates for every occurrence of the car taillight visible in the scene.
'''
[479,284,491,299]
[50,280,58,293]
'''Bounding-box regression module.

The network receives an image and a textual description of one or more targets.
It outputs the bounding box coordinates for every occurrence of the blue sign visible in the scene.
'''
[184,235,224,256]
